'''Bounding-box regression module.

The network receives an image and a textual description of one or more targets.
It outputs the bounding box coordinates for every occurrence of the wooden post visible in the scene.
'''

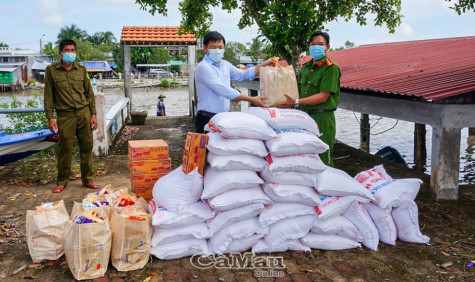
[188,45,196,116]
[93,93,108,156]
[360,113,370,152]
[123,44,132,119]
[469,128,475,136]
[414,123,427,171]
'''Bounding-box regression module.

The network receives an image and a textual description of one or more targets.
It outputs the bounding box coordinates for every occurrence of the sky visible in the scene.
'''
[1,0,474,51]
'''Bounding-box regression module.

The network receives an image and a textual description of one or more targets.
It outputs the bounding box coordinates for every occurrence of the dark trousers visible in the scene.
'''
[195,112,215,133]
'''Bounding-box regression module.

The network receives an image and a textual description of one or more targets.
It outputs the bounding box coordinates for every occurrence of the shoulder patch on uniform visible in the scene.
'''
[325,59,333,66]
[317,60,324,68]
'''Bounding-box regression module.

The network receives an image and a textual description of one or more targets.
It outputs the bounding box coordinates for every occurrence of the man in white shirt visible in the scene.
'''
[195,31,277,133]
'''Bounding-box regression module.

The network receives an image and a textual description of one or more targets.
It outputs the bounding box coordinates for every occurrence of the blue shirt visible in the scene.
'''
[157,101,166,116]
[195,54,256,113]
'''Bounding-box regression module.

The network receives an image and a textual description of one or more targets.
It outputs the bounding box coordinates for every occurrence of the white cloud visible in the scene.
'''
[42,14,66,27]
[30,0,65,28]
[398,22,416,37]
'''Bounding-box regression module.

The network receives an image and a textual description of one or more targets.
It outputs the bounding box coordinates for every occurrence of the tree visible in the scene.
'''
[56,24,87,44]
[43,42,54,55]
[445,0,475,14]
[247,37,266,63]
[88,31,117,45]
[0,42,8,47]
[136,0,402,72]
[223,41,247,65]
[344,40,355,49]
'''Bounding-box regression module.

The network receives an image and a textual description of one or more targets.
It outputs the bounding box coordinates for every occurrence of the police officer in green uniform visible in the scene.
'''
[277,31,341,167]
[44,39,100,193]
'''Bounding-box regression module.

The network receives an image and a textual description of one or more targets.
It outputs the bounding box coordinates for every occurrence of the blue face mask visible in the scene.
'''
[309,45,326,60]
[62,52,76,63]
[208,49,225,63]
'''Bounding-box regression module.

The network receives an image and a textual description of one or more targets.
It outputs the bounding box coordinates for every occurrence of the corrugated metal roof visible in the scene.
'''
[31,61,51,70]
[120,26,196,44]
[281,37,475,101]
[0,68,18,72]
[79,61,113,72]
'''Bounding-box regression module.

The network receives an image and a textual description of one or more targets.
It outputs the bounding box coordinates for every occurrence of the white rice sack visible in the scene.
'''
[316,194,368,220]
[354,165,422,208]
[207,132,268,157]
[311,215,363,242]
[224,234,263,254]
[264,215,317,247]
[148,199,214,228]
[150,239,208,260]
[262,182,321,206]
[207,152,267,172]
[391,200,430,244]
[268,153,326,174]
[151,223,210,247]
[252,239,310,254]
[207,204,265,236]
[208,186,272,211]
[204,112,276,140]
[247,107,320,135]
[301,233,362,250]
[259,202,316,227]
[363,202,397,245]
[202,166,263,199]
[315,167,375,200]
[152,167,203,213]
[260,164,316,187]
[209,217,267,255]
[265,129,328,156]
[343,202,379,251]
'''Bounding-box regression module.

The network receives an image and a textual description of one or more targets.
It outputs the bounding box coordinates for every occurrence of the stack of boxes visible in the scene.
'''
[182,132,208,175]
[128,140,171,200]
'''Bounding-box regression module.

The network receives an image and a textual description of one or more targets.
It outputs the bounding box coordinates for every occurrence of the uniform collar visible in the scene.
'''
[55,60,78,70]
[310,55,328,68]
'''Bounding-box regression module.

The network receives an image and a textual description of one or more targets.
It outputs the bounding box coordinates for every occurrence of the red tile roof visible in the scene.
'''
[280,37,475,101]
[120,26,196,44]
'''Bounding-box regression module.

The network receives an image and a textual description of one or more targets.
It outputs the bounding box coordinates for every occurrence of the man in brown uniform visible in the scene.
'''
[44,39,100,193]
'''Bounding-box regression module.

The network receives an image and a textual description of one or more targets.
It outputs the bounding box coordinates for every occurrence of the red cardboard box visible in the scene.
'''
[129,157,172,175]
[128,139,169,160]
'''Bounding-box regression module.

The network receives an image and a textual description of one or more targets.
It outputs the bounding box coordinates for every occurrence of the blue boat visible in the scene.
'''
[0,129,58,165]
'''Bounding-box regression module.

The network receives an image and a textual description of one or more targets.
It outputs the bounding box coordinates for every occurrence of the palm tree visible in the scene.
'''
[102,31,117,45]
[56,24,87,44]
[43,42,54,55]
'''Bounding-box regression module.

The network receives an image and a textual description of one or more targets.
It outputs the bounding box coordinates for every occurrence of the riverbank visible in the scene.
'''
[0,115,473,281]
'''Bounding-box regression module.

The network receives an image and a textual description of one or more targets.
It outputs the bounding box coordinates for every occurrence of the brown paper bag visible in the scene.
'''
[110,210,152,271]
[64,217,112,280]
[86,184,118,205]
[26,200,70,263]
[259,65,299,107]
[70,201,112,221]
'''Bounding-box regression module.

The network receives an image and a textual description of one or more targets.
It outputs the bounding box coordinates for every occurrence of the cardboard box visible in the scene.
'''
[182,132,208,175]
[129,157,172,175]
[128,139,169,160]
[130,173,167,189]
[131,187,153,201]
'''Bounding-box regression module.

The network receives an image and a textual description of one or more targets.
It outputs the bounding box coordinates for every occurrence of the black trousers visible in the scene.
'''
[195,112,215,133]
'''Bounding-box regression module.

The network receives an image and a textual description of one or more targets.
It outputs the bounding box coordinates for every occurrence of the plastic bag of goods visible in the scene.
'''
[363,202,397,245]
[342,202,379,251]
[260,164,316,187]
[391,200,430,244]
[315,167,375,200]
[262,182,321,206]
[71,196,111,220]
[264,215,317,247]
[152,167,203,213]
[207,204,265,236]
[247,107,320,136]
[208,186,272,211]
[301,233,362,250]
[252,239,310,253]
[311,215,363,242]
[64,210,112,280]
[206,132,268,157]
[316,194,368,221]
[267,153,326,174]
[207,152,267,172]
[202,166,263,199]
[265,129,328,156]
[150,238,208,260]
[86,184,117,206]
[259,65,299,107]
[113,189,148,212]
[152,222,210,246]
[209,217,267,254]
[259,202,316,227]
[204,112,277,140]
[110,206,152,271]
[148,199,214,228]
[26,200,70,263]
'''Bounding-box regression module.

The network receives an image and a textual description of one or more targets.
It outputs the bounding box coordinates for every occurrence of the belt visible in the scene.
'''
[306,108,336,115]
[197,110,217,118]
[56,107,90,117]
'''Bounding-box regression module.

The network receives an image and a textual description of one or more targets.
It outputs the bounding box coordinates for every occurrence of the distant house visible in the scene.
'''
[0,62,27,87]
[239,56,263,65]
[0,47,53,80]
[31,60,51,82]
[79,61,118,78]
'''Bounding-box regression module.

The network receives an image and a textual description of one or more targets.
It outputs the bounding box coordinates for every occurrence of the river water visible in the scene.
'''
[1,86,473,184]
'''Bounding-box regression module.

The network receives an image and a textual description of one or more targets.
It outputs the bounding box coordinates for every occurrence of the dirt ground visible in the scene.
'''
[0,115,473,281]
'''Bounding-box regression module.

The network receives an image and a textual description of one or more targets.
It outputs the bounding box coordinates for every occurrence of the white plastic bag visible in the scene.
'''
[208,186,272,211]
[311,215,363,242]
[223,234,263,254]
[152,167,203,213]
[202,166,264,199]
[151,223,210,247]
[148,199,214,228]
[301,233,362,250]
[260,164,316,187]
[315,167,375,200]
[262,182,321,206]
[268,153,326,174]
[391,200,430,244]
[247,107,319,136]
[264,215,317,247]
[316,195,367,220]
[207,204,265,236]
[207,152,267,172]
[342,201,379,251]
[252,239,310,254]
[150,239,208,260]
[207,132,268,157]
[204,112,277,140]
[265,129,328,156]
[363,202,397,245]
[259,202,316,227]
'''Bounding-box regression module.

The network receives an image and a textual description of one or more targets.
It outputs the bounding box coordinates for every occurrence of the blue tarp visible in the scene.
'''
[79,61,113,71]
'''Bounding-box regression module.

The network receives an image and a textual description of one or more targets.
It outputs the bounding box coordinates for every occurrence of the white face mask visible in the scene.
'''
[208,49,225,62]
